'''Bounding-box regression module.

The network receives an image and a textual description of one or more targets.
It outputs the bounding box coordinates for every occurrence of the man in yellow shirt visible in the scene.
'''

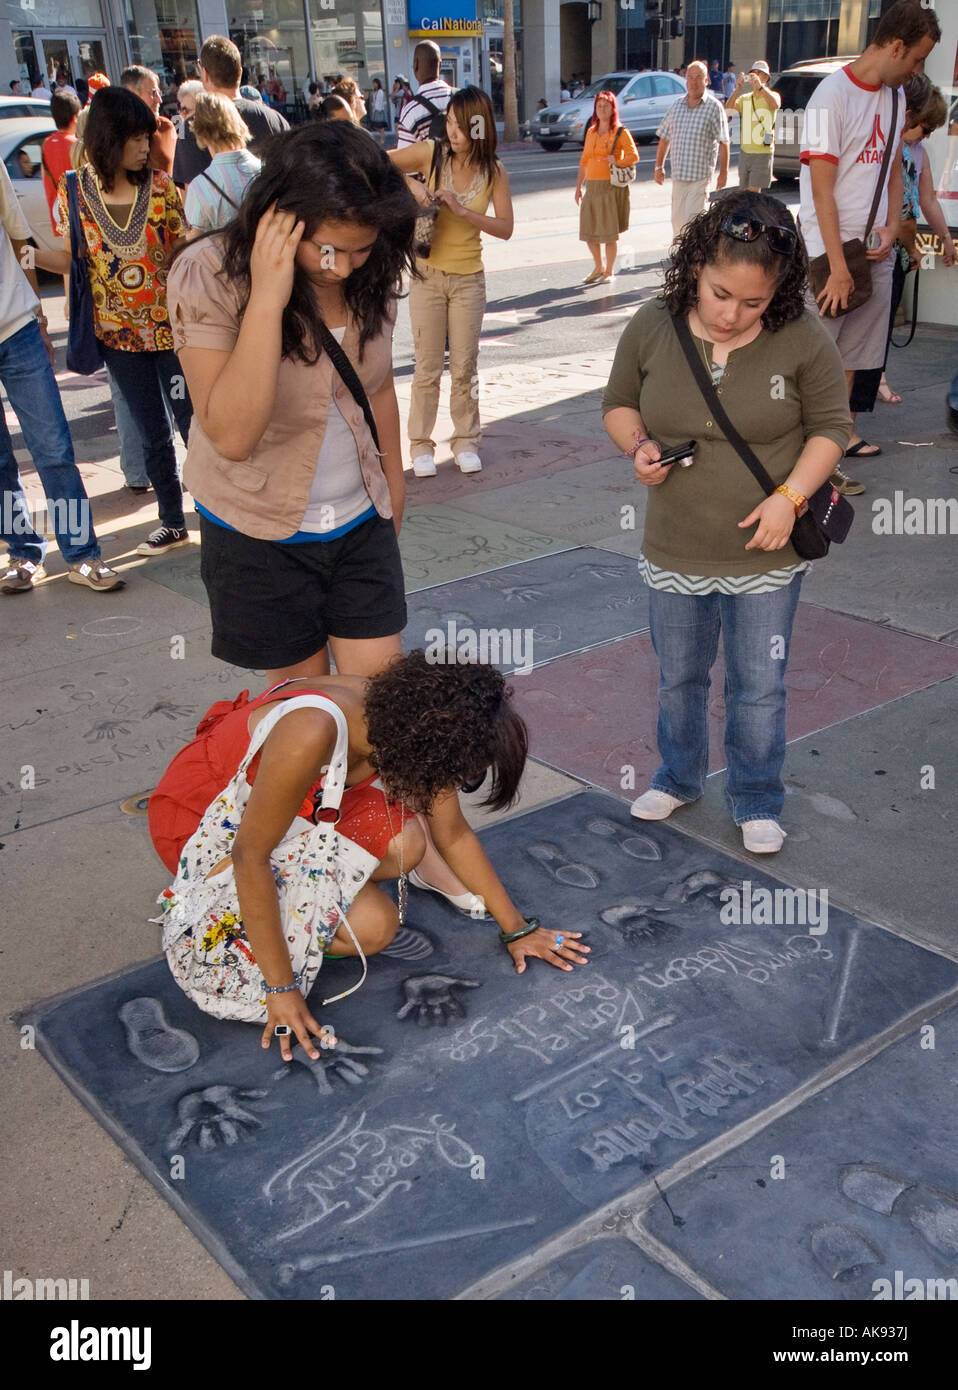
[727,59,781,192]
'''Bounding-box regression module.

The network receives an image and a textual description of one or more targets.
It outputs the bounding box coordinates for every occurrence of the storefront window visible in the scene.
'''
[123,0,201,86]
[3,0,102,26]
[231,0,312,105]
[310,2,385,91]
[478,0,522,118]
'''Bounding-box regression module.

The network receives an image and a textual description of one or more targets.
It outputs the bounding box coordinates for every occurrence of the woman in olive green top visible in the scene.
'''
[603,191,851,854]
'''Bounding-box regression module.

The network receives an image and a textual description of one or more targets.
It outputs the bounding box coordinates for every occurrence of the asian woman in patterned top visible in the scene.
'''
[40,87,192,555]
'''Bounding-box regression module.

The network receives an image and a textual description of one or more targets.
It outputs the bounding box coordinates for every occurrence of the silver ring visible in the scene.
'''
[273,1024,291,1036]
[554,934,565,947]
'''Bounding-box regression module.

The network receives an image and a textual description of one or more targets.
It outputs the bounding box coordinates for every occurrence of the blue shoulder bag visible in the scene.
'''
[65,170,103,375]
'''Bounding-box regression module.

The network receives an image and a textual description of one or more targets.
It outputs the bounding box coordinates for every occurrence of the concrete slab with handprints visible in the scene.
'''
[400,504,571,590]
[400,421,619,508]
[0,567,212,677]
[641,1003,958,1300]
[405,548,649,673]
[496,1236,702,1300]
[674,677,958,957]
[452,456,639,547]
[25,792,958,1299]
[513,607,958,796]
[0,642,253,833]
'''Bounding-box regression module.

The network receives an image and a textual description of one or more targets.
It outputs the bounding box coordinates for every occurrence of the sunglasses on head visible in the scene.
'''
[720,213,797,257]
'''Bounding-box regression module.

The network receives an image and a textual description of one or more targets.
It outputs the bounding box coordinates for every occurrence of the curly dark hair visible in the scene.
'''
[174,122,418,360]
[364,651,528,814]
[83,87,156,192]
[660,189,809,332]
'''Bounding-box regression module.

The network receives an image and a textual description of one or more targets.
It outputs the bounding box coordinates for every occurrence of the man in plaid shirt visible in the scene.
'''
[654,61,730,237]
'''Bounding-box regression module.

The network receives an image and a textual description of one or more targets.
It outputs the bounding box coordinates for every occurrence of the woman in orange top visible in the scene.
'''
[575,91,639,284]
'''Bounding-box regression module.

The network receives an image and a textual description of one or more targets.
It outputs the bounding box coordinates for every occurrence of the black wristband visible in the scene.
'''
[498,917,541,946]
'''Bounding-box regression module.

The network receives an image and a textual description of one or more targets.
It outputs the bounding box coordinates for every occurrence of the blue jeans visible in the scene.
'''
[0,318,100,565]
[100,346,191,531]
[647,574,803,824]
[107,359,192,488]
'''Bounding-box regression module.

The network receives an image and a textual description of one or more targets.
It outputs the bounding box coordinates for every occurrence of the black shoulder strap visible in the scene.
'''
[672,314,777,496]
[315,321,380,452]
[864,86,899,242]
[415,92,441,117]
[198,168,239,209]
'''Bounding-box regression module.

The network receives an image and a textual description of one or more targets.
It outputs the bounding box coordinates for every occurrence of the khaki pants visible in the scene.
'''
[408,263,486,456]
[671,176,710,240]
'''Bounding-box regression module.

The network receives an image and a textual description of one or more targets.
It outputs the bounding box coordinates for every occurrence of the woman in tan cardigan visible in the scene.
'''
[167,122,417,686]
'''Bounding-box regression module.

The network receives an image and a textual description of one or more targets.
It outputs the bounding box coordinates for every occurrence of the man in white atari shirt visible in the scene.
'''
[799,0,939,496]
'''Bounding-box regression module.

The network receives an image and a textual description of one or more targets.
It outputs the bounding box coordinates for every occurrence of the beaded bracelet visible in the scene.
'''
[498,917,541,946]
[624,433,653,459]
[263,971,303,996]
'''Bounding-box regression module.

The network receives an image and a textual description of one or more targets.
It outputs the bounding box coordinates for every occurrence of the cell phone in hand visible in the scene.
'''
[655,440,696,468]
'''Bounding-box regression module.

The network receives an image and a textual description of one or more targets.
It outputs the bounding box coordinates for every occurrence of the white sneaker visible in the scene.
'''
[630,789,684,821]
[412,454,436,477]
[455,451,483,474]
[741,820,787,854]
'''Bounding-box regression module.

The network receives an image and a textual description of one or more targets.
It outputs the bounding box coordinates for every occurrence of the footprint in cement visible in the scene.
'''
[806,792,858,822]
[810,1223,882,1281]
[585,816,662,862]
[841,1164,958,1259]
[526,842,599,888]
[119,997,199,1073]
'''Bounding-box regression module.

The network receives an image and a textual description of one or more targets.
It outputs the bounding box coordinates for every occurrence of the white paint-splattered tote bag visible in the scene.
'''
[158,695,375,1023]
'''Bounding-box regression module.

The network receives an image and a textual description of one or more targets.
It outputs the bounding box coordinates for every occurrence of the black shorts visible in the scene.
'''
[199,512,407,669]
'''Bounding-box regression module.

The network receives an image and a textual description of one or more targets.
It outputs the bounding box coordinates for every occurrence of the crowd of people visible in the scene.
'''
[1,6,953,1047]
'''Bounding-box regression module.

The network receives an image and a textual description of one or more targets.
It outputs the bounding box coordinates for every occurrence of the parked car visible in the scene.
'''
[770,57,854,180]
[0,94,52,120]
[536,70,686,151]
[1,117,59,252]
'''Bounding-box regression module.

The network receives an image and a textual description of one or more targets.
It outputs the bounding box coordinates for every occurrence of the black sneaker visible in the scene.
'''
[135,526,191,556]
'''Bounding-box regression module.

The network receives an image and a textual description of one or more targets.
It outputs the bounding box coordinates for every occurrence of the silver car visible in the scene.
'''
[537,70,686,151]
[769,58,851,181]
[1,117,59,253]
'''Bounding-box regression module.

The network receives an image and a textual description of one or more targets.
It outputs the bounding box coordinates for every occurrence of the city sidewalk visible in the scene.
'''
[3,261,958,1301]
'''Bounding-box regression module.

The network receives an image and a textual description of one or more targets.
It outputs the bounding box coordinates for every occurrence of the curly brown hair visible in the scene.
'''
[660,190,809,332]
[364,651,528,814]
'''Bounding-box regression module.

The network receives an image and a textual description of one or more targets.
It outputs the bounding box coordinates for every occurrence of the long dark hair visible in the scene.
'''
[83,87,156,191]
[182,122,418,360]
[440,86,500,187]
[660,189,808,332]
[364,651,528,814]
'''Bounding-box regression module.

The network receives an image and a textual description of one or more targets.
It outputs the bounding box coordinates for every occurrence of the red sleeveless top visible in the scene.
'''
[149,684,403,873]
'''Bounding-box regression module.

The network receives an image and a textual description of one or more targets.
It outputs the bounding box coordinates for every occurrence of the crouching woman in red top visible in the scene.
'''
[149,653,589,1060]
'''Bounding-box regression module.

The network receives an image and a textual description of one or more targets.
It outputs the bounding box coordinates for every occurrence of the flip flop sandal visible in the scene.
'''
[525,841,599,888]
[585,816,662,861]
[844,440,882,458]
[119,996,200,1072]
[877,383,902,404]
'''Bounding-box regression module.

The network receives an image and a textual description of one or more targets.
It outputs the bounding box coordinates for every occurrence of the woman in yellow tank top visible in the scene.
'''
[389,86,514,477]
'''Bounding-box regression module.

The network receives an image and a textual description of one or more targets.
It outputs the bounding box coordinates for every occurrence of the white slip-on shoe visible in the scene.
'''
[455,451,483,474]
[630,789,684,821]
[412,454,436,477]
[741,820,787,854]
[408,868,491,919]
